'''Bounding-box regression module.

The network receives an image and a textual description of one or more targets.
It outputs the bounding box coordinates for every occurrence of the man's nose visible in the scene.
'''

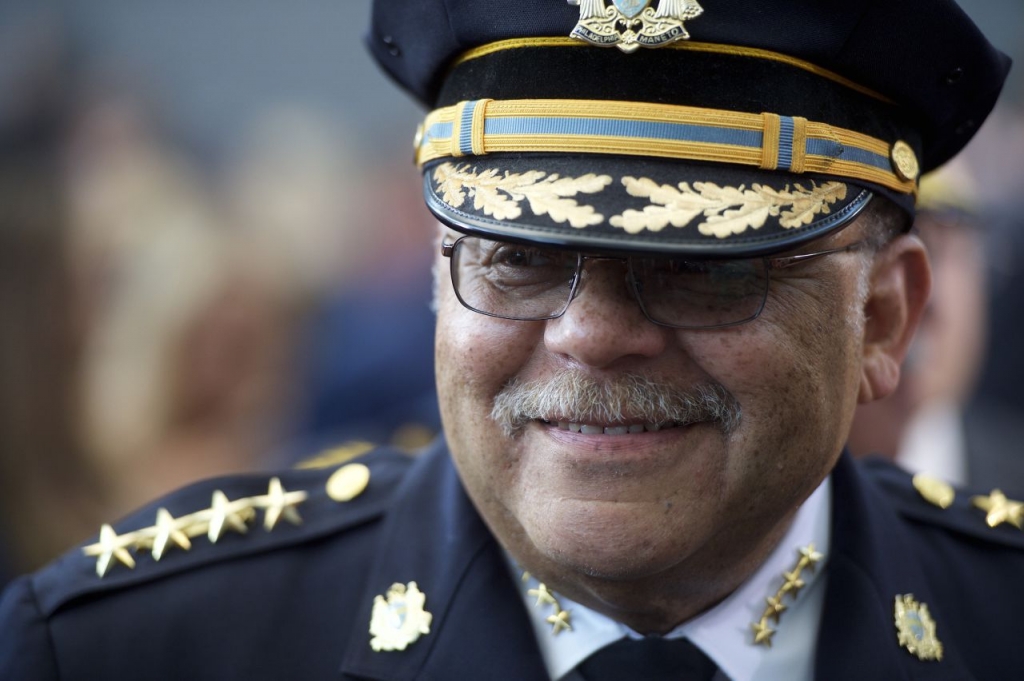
[543,260,669,369]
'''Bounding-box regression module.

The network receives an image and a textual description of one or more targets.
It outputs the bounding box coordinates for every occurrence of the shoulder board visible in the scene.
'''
[862,457,1024,551]
[32,446,415,617]
[294,440,377,470]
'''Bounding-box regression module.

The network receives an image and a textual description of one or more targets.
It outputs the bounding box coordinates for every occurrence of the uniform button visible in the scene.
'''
[327,463,372,502]
[890,140,920,182]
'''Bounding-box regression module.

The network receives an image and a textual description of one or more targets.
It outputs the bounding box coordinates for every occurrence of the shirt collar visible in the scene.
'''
[513,476,832,681]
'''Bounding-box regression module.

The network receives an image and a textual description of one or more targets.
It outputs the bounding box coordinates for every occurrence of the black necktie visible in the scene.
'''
[576,636,719,681]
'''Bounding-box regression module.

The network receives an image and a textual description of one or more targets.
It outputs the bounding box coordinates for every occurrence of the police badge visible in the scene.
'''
[369,582,433,652]
[568,0,703,52]
[894,594,943,662]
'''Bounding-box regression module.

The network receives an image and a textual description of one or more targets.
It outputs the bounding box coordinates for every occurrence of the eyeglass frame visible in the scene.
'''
[440,234,867,330]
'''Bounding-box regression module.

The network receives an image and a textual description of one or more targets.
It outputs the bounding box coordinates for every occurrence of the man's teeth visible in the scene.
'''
[549,420,674,434]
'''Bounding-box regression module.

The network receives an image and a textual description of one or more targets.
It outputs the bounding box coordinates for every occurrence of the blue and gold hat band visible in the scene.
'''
[416,98,918,195]
[415,36,936,256]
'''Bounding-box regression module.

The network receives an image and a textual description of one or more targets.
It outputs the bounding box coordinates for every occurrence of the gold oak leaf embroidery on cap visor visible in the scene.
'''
[433,162,612,228]
[610,178,848,238]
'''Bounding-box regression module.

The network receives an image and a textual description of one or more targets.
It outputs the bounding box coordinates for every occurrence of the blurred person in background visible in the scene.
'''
[849,160,1024,490]
[68,97,357,512]
[0,41,108,591]
[286,157,441,459]
[968,105,1024,421]
[0,15,367,586]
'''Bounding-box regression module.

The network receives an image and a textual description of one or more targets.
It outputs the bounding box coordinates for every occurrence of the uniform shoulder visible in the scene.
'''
[29,444,417,618]
[861,456,1024,551]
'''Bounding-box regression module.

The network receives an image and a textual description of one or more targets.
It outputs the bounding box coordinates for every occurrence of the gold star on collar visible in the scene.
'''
[151,508,192,561]
[781,569,806,596]
[750,543,825,648]
[764,595,787,623]
[82,524,137,577]
[81,477,311,577]
[751,619,776,646]
[522,572,573,636]
[971,489,1024,529]
[258,477,308,530]
[528,583,557,607]
[546,609,572,635]
[207,491,255,543]
[799,544,824,566]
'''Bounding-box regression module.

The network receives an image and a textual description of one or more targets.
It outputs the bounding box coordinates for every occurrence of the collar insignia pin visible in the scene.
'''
[369,582,433,652]
[567,0,704,53]
[750,543,824,647]
[523,572,573,635]
[894,594,943,661]
[971,489,1024,529]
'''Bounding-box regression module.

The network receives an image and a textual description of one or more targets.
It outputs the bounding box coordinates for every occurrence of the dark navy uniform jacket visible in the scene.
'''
[2,439,1023,680]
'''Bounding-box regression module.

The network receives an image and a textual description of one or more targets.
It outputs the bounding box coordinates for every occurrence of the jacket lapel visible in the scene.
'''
[339,439,548,681]
[815,454,974,681]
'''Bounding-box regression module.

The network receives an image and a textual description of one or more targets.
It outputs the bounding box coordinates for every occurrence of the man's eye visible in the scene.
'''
[490,245,556,268]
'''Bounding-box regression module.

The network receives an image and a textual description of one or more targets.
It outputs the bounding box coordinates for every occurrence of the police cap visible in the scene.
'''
[368,0,1010,256]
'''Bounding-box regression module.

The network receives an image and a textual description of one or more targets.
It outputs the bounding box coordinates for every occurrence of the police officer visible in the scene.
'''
[0,1,1018,679]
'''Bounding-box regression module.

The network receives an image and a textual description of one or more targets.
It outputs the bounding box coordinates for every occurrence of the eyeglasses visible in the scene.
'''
[441,235,865,329]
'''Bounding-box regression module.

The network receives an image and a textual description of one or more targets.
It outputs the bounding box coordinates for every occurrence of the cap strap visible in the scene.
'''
[416,98,917,195]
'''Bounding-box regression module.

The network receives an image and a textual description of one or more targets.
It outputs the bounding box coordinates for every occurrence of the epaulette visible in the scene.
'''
[31,446,415,618]
[863,457,1024,551]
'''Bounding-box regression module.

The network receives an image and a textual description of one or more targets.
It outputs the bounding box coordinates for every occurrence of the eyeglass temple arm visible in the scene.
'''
[768,241,865,270]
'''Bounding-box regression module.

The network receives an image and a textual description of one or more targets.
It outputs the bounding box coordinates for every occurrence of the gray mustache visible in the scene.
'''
[491,370,741,437]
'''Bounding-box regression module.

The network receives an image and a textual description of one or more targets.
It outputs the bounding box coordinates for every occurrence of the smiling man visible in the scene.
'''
[0,1,1020,680]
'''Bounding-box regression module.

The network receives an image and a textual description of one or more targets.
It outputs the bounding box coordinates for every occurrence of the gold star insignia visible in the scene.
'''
[781,569,805,595]
[751,619,775,647]
[799,543,824,569]
[528,583,557,607]
[546,609,572,635]
[260,477,308,530]
[971,489,1024,529]
[152,508,192,561]
[207,491,254,542]
[82,524,137,577]
[765,595,787,623]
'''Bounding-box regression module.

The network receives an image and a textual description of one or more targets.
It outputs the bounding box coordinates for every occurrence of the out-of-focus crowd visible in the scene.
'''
[0,3,1022,592]
[0,8,439,586]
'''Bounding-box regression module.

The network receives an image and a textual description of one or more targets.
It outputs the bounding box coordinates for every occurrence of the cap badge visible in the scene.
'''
[369,582,433,652]
[894,594,944,661]
[568,0,704,53]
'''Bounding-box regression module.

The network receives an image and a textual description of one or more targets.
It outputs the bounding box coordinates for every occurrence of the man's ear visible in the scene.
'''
[858,234,931,404]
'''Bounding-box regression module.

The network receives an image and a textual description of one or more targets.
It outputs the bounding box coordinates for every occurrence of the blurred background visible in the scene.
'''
[0,1,1021,587]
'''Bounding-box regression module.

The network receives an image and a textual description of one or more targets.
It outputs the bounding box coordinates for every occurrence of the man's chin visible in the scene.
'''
[518,500,697,583]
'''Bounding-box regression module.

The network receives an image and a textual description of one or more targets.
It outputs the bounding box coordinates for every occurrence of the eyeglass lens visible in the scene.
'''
[448,236,769,329]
